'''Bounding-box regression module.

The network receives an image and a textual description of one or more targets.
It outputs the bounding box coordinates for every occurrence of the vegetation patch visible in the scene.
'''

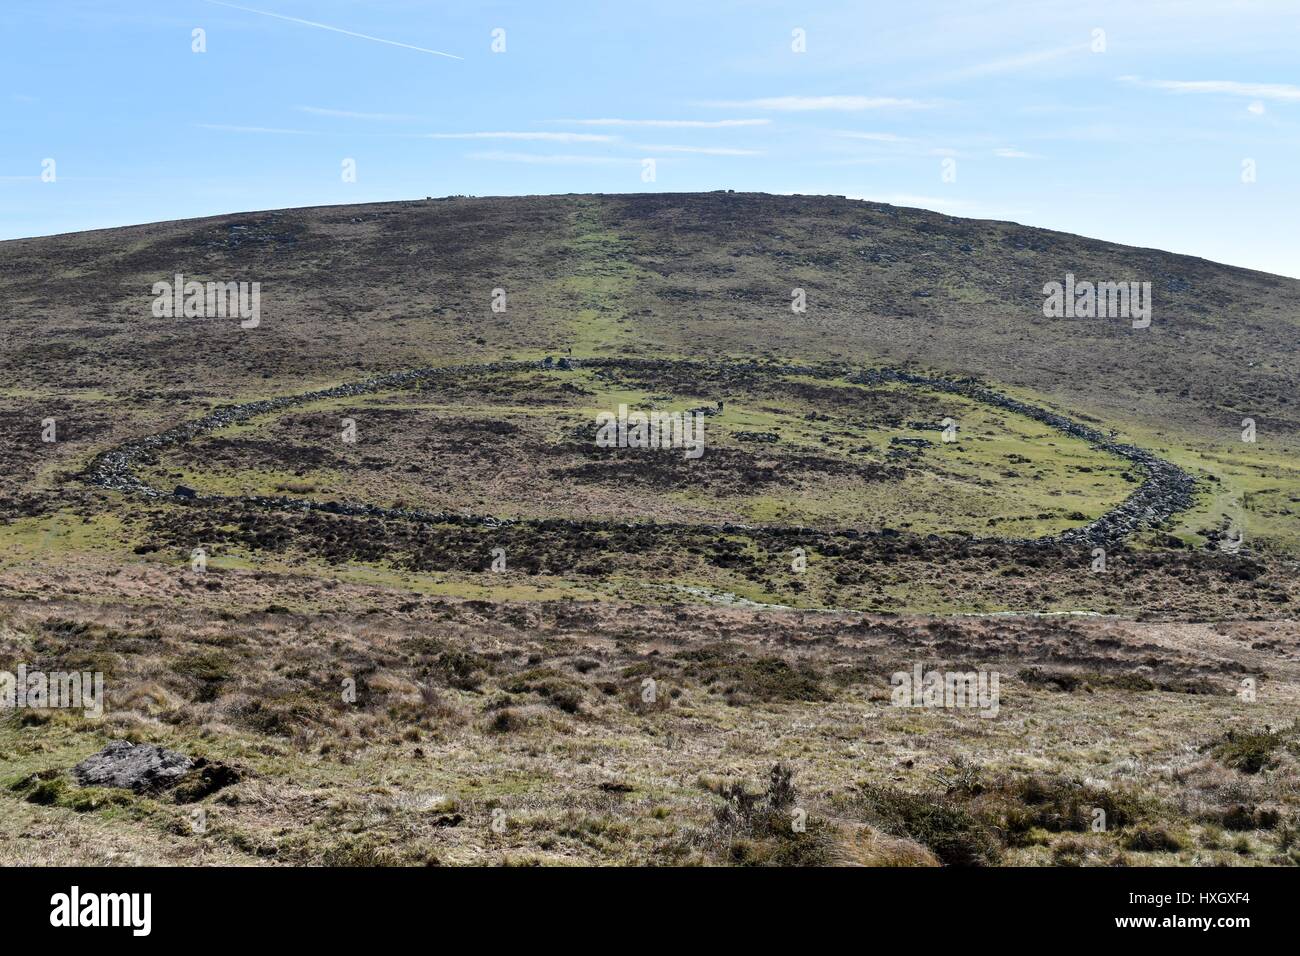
[678,645,830,704]
[1209,724,1297,775]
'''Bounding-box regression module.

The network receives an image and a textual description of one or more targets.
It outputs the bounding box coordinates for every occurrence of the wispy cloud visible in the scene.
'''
[1118,76,1300,101]
[427,131,616,142]
[941,43,1088,82]
[466,151,634,165]
[554,118,770,128]
[298,106,416,121]
[193,123,318,135]
[834,131,913,143]
[201,0,462,59]
[994,147,1040,159]
[841,193,1031,221]
[843,193,980,214]
[636,144,762,155]
[1027,124,1120,143]
[700,96,934,111]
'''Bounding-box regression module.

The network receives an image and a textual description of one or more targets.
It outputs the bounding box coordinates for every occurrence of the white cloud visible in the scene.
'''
[839,193,1031,222]
[636,144,762,155]
[298,106,416,121]
[193,124,317,135]
[843,193,980,214]
[700,96,934,111]
[465,151,634,165]
[427,131,616,142]
[994,147,1040,159]
[1119,76,1300,101]
[1247,101,1266,115]
[554,118,770,128]
[942,43,1087,82]
[834,131,912,142]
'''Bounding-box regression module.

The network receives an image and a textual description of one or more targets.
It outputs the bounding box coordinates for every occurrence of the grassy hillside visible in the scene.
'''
[2,193,1295,433]
[2,194,1297,868]
[3,192,1296,559]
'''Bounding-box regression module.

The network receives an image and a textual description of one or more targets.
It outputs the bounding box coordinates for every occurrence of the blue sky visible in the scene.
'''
[3,0,1298,277]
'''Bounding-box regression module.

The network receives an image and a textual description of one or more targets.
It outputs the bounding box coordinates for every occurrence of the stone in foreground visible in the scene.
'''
[72,741,194,793]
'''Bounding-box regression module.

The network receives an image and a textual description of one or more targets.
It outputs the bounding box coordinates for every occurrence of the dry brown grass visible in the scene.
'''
[2,580,1298,866]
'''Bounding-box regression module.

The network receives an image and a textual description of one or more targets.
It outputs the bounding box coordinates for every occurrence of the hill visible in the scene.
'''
[3,192,1296,556]
[1,193,1297,867]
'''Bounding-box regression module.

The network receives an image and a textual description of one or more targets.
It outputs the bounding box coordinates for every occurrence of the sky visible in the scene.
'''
[2,0,1298,277]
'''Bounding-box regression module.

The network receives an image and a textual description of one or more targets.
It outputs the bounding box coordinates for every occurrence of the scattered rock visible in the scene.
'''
[85,357,1196,548]
[71,742,242,801]
[72,741,193,793]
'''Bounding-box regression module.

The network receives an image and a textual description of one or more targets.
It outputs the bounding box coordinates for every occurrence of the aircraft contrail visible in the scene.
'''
[201,0,463,60]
